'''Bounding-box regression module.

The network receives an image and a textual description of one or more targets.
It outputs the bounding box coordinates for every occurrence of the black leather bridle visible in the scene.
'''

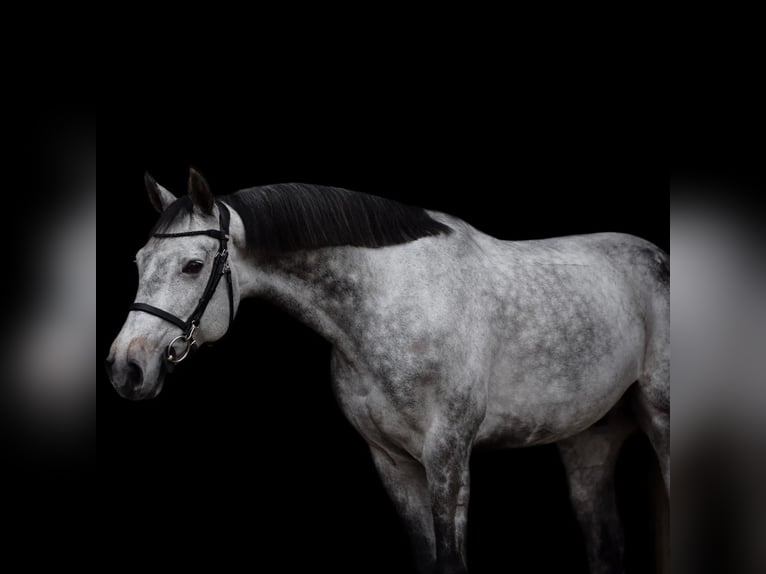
[129,200,234,369]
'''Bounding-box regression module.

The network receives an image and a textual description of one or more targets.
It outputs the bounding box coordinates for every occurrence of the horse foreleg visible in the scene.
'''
[558,408,634,574]
[369,445,435,574]
[422,425,473,574]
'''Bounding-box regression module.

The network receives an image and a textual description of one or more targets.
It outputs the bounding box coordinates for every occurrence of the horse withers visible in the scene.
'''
[107,169,669,574]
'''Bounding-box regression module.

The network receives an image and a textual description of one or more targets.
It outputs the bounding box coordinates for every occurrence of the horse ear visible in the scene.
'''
[144,172,176,213]
[188,167,214,214]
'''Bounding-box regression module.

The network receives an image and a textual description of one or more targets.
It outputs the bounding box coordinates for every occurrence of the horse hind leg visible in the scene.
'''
[633,295,670,495]
[632,374,670,495]
[558,403,635,574]
[628,286,670,574]
[633,249,670,494]
[628,350,670,574]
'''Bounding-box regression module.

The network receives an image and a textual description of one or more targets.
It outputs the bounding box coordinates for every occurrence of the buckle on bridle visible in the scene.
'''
[166,323,198,364]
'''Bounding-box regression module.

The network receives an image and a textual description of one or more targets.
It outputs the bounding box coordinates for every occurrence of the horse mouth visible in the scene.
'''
[145,363,167,399]
[117,366,166,401]
[147,375,165,399]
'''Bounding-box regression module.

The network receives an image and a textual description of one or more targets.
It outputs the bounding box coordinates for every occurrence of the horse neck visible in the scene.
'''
[237,247,371,353]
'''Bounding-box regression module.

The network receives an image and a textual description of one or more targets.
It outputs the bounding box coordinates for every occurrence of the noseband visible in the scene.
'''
[129,200,234,369]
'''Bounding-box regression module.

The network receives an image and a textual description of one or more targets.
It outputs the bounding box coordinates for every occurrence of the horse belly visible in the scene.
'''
[475,306,644,448]
[475,376,638,448]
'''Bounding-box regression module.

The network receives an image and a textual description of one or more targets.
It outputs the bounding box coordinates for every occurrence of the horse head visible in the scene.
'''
[106,169,240,400]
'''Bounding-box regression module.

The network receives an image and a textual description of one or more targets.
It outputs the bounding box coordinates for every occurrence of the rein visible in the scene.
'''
[129,200,234,370]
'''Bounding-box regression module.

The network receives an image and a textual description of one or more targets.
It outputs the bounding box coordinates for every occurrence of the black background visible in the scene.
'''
[102,85,666,573]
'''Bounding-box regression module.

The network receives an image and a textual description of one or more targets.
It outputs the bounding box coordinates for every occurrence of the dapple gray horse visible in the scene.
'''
[107,170,669,574]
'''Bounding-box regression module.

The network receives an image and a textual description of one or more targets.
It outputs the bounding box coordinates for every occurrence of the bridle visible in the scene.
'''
[129,200,234,369]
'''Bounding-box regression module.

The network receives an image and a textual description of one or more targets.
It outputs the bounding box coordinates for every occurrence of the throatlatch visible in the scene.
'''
[129,200,234,370]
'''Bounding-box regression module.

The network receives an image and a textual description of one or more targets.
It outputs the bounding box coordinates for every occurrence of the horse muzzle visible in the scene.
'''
[105,345,166,401]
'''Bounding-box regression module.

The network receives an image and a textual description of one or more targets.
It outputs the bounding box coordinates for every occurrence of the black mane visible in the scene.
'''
[153,183,452,252]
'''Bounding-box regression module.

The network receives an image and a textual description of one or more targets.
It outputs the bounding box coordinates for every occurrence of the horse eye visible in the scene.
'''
[182,260,204,274]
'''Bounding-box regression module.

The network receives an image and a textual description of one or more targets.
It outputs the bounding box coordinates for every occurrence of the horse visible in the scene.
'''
[106,169,669,574]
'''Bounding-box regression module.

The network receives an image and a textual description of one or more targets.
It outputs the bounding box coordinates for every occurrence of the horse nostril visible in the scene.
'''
[126,360,144,390]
